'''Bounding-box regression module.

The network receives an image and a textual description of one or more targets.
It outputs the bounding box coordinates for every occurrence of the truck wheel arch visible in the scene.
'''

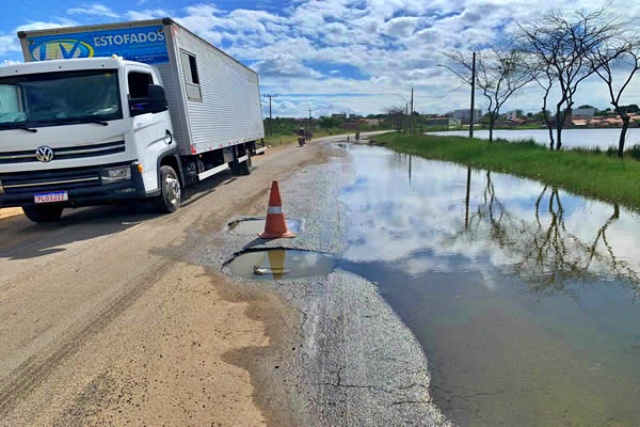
[157,151,184,187]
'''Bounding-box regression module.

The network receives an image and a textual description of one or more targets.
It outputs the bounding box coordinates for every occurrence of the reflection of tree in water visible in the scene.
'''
[458,170,639,294]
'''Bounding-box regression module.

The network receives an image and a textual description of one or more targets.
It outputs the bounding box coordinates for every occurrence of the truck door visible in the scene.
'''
[126,66,175,193]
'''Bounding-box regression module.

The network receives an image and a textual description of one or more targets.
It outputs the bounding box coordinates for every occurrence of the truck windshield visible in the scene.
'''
[0,70,122,129]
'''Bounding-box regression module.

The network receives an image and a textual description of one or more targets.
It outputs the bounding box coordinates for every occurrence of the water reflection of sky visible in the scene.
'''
[341,146,640,290]
[338,145,640,427]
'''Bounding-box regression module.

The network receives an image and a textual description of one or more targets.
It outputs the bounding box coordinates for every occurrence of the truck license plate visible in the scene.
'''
[34,191,68,204]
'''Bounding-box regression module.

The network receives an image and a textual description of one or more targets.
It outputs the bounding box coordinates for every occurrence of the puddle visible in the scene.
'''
[227,249,335,281]
[338,144,640,427]
[228,218,301,234]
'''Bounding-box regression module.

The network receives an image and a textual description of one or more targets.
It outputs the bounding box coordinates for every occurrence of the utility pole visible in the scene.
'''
[263,94,277,136]
[465,167,471,228]
[470,52,476,139]
[308,107,313,134]
[410,87,414,134]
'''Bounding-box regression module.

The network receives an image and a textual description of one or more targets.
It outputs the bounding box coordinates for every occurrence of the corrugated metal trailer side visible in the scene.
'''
[164,19,265,156]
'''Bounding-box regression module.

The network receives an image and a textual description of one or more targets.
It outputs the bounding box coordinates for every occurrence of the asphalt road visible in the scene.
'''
[0,133,448,427]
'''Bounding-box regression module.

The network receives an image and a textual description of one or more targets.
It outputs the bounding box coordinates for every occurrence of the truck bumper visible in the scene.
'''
[0,162,154,208]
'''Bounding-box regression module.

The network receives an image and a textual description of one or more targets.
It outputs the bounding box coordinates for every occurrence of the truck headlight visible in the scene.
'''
[101,166,131,184]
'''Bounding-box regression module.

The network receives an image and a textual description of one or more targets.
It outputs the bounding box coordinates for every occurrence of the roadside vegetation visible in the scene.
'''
[264,128,356,147]
[376,133,640,211]
[263,116,389,147]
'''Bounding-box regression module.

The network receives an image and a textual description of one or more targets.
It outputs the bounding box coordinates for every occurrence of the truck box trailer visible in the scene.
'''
[0,18,265,222]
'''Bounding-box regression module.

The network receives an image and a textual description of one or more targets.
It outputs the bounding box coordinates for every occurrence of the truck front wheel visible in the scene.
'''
[22,205,64,223]
[154,165,181,213]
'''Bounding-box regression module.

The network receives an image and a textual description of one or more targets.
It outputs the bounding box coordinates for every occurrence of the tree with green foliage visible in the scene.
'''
[318,116,344,129]
[620,104,639,113]
[385,106,405,133]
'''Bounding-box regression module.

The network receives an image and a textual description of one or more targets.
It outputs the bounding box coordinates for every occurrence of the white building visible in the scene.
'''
[572,108,596,119]
[449,109,483,124]
[505,111,518,121]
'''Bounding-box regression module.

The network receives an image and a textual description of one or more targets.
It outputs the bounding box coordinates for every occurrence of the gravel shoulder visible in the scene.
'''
[201,139,450,426]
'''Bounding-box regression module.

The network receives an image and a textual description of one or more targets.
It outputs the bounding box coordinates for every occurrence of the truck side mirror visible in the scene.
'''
[129,84,168,116]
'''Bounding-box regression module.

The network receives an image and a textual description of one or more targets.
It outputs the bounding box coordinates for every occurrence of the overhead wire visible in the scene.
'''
[415,82,469,100]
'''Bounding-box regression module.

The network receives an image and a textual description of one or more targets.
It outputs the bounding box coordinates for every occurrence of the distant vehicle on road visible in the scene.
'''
[0,18,265,222]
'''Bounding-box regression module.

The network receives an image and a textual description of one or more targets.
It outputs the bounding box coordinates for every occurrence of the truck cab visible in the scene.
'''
[0,56,182,222]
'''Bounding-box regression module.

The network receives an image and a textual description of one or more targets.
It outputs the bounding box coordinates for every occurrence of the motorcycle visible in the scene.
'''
[298,135,306,147]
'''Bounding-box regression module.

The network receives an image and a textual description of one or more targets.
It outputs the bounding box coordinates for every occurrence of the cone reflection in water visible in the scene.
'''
[259,181,296,239]
[268,249,288,280]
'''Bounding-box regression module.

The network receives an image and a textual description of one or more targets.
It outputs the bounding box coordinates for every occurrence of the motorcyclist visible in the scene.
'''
[297,126,306,145]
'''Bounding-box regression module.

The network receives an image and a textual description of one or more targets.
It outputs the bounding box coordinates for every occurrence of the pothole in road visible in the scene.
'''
[226,249,335,281]
[228,218,301,234]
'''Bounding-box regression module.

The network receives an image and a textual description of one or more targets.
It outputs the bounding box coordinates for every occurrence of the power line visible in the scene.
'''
[415,83,468,100]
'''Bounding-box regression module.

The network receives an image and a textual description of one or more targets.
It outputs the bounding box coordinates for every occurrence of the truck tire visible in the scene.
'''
[154,165,181,213]
[237,152,252,176]
[231,151,252,176]
[22,205,64,223]
[229,161,240,175]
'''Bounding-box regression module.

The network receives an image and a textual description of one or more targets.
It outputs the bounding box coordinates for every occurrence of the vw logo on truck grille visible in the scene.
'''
[35,146,55,162]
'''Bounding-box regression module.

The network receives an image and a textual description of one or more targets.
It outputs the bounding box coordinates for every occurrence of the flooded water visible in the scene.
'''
[338,145,640,426]
[427,128,639,150]
[227,249,335,281]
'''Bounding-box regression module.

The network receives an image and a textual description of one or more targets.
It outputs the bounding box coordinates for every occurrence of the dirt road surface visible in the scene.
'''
[1,132,446,427]
[0,141,327,427]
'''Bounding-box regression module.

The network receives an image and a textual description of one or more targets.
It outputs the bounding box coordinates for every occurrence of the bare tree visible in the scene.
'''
[592,40,640,157]
[519,8,625,150]
[443,49,536,142]
[534,66,556,149]
[385,106,405,133]
[452,175,639,293]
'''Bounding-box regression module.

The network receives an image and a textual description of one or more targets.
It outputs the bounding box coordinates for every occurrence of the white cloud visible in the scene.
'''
[380,17,421,38]
[67,3,120,19]
[16,20,76,32]
[252,53,323,79]
[2,0,639,117]
[0,20,76,57]
[0,35,17,56]
[126,9,170,21]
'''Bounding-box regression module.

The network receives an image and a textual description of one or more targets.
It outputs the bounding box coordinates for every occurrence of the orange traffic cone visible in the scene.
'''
[259,181,296,239]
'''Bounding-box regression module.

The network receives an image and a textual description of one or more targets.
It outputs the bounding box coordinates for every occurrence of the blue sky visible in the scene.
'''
[1,0,638,118]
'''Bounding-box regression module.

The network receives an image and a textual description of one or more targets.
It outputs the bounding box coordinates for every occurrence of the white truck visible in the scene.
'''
[0,18,265,222]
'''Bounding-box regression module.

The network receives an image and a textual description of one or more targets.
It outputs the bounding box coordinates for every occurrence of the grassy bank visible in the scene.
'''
[376,133,640,211]
[264,128,360,147]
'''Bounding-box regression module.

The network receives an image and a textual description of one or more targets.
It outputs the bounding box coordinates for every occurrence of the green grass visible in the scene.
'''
[263,128,362,147]
[376,133,640,211]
